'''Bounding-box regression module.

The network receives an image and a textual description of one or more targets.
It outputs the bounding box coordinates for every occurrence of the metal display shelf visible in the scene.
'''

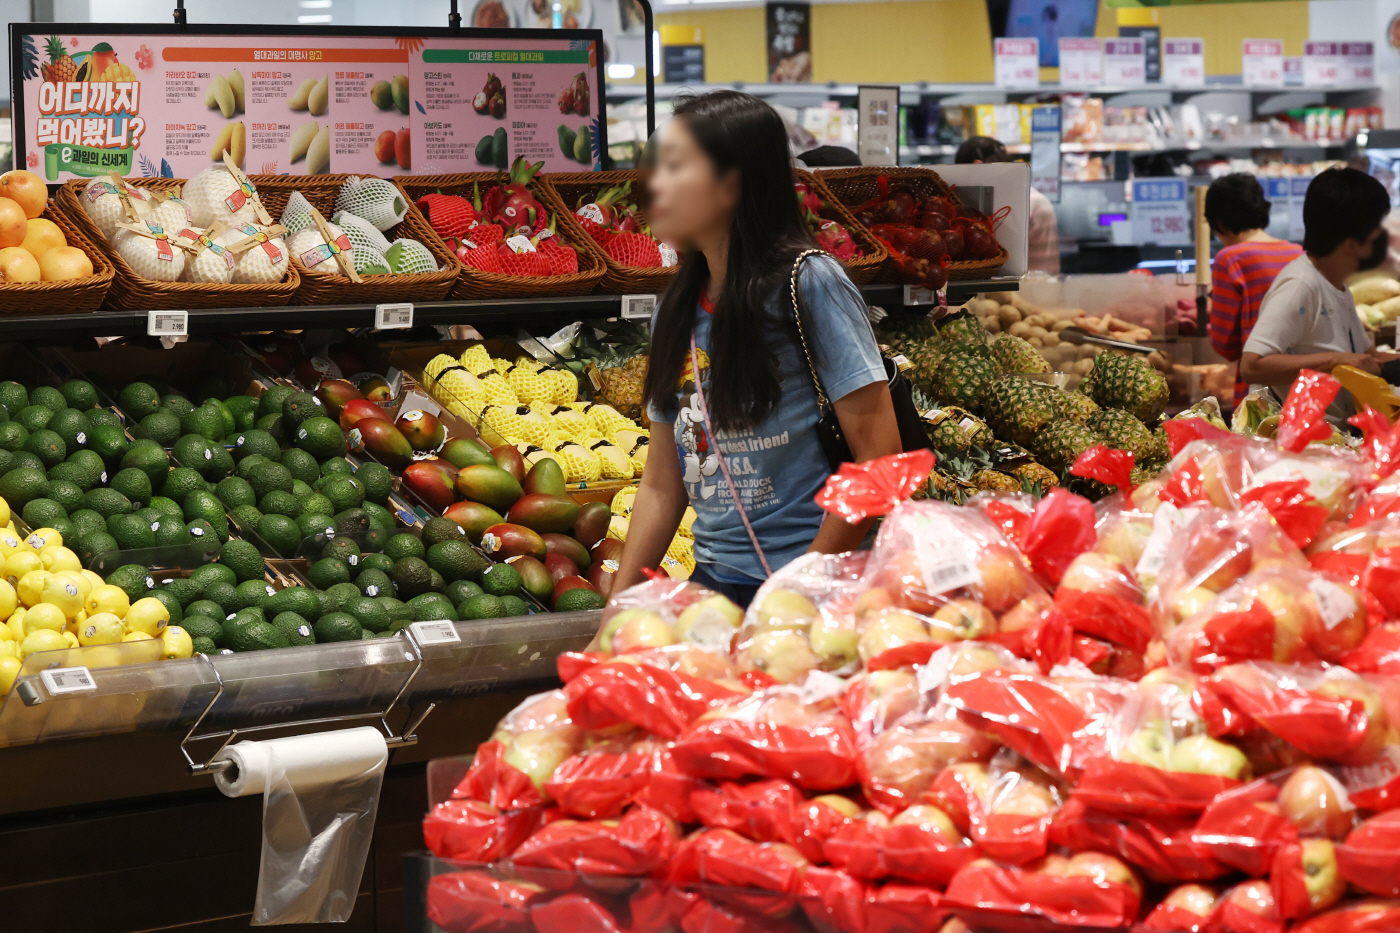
[0,281,1017,341]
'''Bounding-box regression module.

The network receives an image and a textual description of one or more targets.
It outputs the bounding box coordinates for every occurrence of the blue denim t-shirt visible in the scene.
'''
[646,254,886,584]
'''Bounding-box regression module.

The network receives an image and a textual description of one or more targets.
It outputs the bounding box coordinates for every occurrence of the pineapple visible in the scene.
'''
[904,341,947,397]
[1130,465,1162,487]
[990,333,1051,375]
[922,409,969,452]
[972,469,1021,492]
[935,311,990,351]
[1144,427,1169,463]
[983,377,1057,449]
[600,365,646,420]
[43,35,76,83]
[1080,352,1169,424]
[930,352,998,412]
[1052,391,1100,425]
[943,406,996,448]
[1011,461,1059,490]
[1032,422,1105,473]
[1087,409,1154,460]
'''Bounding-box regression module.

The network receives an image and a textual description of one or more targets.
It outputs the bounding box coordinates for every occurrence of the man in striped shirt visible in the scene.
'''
[1205,174,1302,407]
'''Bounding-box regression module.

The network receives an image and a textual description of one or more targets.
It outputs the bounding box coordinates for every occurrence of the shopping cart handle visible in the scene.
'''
[1333,364,1400,422]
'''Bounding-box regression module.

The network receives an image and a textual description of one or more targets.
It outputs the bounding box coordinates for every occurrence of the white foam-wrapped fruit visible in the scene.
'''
[230,230,290,285]
[335,176,407,232]
[150,196,194,236]
[119,232,185,282]
[183,165,257,228]
[287,222,351,274]
[83,178,136,240]
[384,238,437,274]
[280,192,315,237]
[181,234,235,285]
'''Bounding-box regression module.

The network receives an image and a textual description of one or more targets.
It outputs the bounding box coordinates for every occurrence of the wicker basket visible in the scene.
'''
[0,202,115,314]
[815,166,1009,281]
[538,170,677,295]
[393,172,607,299]
[246,174,459,305]
[55,177,299,310]
[795,169,888,286]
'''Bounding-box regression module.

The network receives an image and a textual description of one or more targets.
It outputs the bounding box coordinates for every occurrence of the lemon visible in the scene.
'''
[41,575,84,619]
[22,601,66,635]
[86,583,130,619]
[17,569,52,607]
[62,631,78,648]
[66,608,85,635]
[6,607,23,641]
[0,495,11,527]
[26,528,61,552]
[4,549,42,587]
[126,597,170,636]
[19,628,67,658]
[0,579,19,620]
[80,569,105,591]
[0,620,11,642]
[0,655,19,693]
[39,545,80,573]
[160,625,193,660]
[0,530,23,560]
[0,640,14,659]
[55,570,91,599]
[79,611,125,646]
[121,631,153,642]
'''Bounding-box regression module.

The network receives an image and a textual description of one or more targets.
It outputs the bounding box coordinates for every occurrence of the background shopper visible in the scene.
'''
[955,136,1060,275]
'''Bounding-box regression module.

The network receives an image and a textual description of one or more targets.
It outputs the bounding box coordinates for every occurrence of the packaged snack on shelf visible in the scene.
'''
[670,678,860,791]
[941,851,1143,930]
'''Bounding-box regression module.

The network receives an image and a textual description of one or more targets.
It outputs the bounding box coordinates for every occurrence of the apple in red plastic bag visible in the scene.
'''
[1052,851,1142,896]
[1278,765,1354,839]
[1058,552,1141,604]
[597,608,673,655]
[1183,526,1255,592]
[1289,838,1347,914]
[739,629,822,685]
[1168,734,1252,779]
[890,803,962,843]
[844,668,921,735]
[492,691,584,792]
[1301,577,1368,662]
[1253,578,1320,657]
[864,717,996,807]
[1214,879,1283,933]
[977,546,1030,613]
[1315,677,1394,765]
[755,588,821,632]
[998,592,1052,636]
[858,608,933,667]
[675,594,744,646]
[928,762,992,833]
[928,599,996,643]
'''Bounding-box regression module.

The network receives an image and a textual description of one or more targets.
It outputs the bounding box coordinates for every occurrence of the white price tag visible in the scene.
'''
[1308,579,1358,631]
[621,294,658,321]
[411,620,461,646]
[1058,38,1102,87]
[1163,39,1205,86]
[1343,42,1375,84]
[1103,38,1146,86]
[376,303,414,330]
[148,310,188,337]
[1243,39,1284,86]
[399,390,442,418]
[915,539,982,596]
[40,666,96,695]
[903,285,938,306]
[1303,41,1341,87]
[994,38,1040,89]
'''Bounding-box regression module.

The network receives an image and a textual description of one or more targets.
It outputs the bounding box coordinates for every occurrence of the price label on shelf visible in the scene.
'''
[1163,39,1205,86]
[994,38,1040,89]
[903,285,941,306]
[1343,42,1374,83]
[40,666,96,696]
[1058,38,1102,87]
[1103,38,1146,86]
[148,310,187,337]
[1243,39,1284,85]
[410,620,461,646]
[621,294,658,321]
[1304,41,1342,87]
[1131,178,1191,247]
[375,303,414,330]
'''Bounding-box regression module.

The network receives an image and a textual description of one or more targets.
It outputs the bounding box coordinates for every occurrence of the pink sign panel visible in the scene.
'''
[13,26,604,181]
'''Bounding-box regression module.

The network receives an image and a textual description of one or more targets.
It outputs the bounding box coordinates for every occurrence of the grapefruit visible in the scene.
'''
[0,199,28,248]
[20,218,65,260]
[38,246,93,282]
[0,247,40,283]
[0,171,48,220]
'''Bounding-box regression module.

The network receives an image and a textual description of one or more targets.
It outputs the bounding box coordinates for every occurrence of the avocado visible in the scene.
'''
[558,124,576,159]
[493,127,507,170]
[475,134,495,165]
[220,538,265,583]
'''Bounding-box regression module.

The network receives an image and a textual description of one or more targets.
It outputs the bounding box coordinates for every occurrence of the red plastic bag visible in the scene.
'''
[629,880,687,933]
[1049,798,1228,883]
[545,735,661,819]
[1140,885,1222,932]
[667,828,810,918]
[1070,444,1136,493]
[865,883,945,933]
[512,808,681,881]
[564,649,747,739]
[1337,810,1400,897]
[1277,370,1340,452]
[456,691,584,809]
[426,871,548,933]
[1291,900,1400,933]
[455,740,546,811]
[679,897,807,933]
[941,853,1142,930]
[1241,479,1330,549]
[636,742,705,825]
[1206,880,1285,933]
[532,893,628,933]
[800,866,870,933]
[1352,405,1400,479]
[689,779,803,848]
[790,794,864,864]
[1019,489,1098,588]
[857,698,999,814]
[841,668,924,742]
[1340,624,1400,675]
[1191,778,1299,876]
[672,683,860,791]
[1159,438,1253,509]
[816,450,936,524]
[963,760,1061,866]
[1271,837,1350,921]
[423,798,544,862]
[823,807,980,886]
[1053,553,1156,654]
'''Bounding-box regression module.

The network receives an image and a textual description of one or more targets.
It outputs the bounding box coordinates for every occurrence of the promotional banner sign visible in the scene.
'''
[766,3,811,82]
[11,25,606,182]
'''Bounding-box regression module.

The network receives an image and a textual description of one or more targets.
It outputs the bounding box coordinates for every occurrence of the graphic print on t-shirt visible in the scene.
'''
[675,348,792,513]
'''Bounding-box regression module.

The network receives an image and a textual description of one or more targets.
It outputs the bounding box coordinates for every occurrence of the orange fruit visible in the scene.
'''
[0,171,49,220]
[0,247,41,283]
[38,246,93,281]
[0,199,28,249]
[20,218,65,261]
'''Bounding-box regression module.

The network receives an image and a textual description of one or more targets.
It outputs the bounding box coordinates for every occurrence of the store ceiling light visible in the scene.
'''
[608,63,636,79]
[298,13,333,22]
[299,0,333,7]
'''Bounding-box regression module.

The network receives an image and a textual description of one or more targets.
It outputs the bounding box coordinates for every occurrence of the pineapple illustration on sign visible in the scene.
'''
[40,35,76,83]
[43,38,135,83]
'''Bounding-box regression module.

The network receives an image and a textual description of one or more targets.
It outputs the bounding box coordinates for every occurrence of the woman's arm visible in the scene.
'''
[611,426,689,596]
[1239,350,1381,384]
[807,379,903,555]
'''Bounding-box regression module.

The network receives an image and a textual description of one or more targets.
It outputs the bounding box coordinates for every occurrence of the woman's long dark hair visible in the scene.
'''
[642,91,814,433]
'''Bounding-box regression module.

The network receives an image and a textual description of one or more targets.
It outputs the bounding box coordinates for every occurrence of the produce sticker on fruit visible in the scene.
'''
[13,27,604,182]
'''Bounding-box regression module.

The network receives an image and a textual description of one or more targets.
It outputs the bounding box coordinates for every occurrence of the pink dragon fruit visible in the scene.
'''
[815,219,861,262]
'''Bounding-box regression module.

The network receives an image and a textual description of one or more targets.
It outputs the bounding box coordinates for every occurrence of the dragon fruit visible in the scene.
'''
[558,72,589,116]
[814,219,860,262]
[481,157,547,235]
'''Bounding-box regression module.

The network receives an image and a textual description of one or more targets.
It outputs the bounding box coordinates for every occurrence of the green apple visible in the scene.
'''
[674,594,743,647]
[809,615,860,668]
[737,629,819,684]
[1119,725,1171,769]
[755,588,819,632]
[1167,734,1250,779]
[858,609,932,666]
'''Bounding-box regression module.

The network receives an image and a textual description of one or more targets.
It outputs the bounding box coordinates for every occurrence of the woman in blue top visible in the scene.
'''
[611,91,903,607]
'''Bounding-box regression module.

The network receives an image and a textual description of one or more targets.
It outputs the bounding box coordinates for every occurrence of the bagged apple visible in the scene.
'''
[800,867,870,933]
[734,552,871,684]
[1049,797,1228,883]
[667,828,810,919]
[864,883,947,933]
[423,798,545,862]
[677,895,808,933]
[532,892,628,933]
[563,647,748,739]
[1073,668,1250,818]
[689,778,804,849]
[426,870,548,933]
[543,733,663,819]
[1272,836,1351,920]
[511,806,681,884]
[1091,502,1155,588]
[456,690,583,809]
[856,696,1000,815]
[1362,517,1400,621]
[1052,549,1157,658]
[1140,884,1222,932]
[941,851,1143,930]
[634,741,706,825]
[790,794,866,865]
[1201,663,1397,767]
[958,753,1063,866]
[671,677,860,791]
[822,801,980,887]
[1290,899,1400,933]
[1340,623,1400,676]
[590,578,745,655]
[1308,521,1379,589]
[974,488,1098,590]
[841,666,924,742]
[1336,809,1400,897]
[1205,879,1285,933]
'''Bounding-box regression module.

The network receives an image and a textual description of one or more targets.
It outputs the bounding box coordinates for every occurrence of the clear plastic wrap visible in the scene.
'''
[589,578,745,656]
[543,734,661,819]
[456,691,584,809]
[856,696,1000,815]
[822,804,980,887]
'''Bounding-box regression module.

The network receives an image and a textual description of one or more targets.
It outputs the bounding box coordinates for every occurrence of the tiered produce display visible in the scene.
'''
[420,366,1400,933]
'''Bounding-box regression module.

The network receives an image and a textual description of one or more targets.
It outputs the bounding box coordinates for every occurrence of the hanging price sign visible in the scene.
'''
[1163,39,1205,86]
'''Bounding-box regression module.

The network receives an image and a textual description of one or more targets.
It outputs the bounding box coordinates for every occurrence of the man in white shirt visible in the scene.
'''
[1241,168,1399,424]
